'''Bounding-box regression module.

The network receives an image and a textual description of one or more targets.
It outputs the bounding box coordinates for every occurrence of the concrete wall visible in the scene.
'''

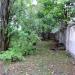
[54,19,75,58]
[66,25,75,57]
[55,29,66,46]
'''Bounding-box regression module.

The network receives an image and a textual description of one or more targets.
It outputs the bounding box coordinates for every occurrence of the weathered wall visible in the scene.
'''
[54,19,75,58]
[66,24,75,57]
[55,29,66,46]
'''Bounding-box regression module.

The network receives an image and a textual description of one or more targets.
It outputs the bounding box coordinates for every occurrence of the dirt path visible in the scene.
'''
[3,40,75,75]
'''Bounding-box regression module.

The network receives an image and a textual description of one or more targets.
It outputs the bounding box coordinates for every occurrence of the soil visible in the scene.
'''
[0,40,75,75]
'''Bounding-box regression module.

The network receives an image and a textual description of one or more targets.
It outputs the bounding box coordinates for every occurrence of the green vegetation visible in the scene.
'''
[4,40,74,75]
[37,0,69,32]
[0,0,39,61]
[0,0,74,61]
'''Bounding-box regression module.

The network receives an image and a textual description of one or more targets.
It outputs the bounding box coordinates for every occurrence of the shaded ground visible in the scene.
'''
[3,40,75,75]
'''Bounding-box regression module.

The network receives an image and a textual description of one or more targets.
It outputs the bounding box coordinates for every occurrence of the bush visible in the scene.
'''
[0,30,39,61]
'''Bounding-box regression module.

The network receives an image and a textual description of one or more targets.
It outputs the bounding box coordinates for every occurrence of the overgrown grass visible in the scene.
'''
[3,40,74,75]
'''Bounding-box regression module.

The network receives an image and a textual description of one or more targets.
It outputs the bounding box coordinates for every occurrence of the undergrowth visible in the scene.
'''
[0,30,39,61]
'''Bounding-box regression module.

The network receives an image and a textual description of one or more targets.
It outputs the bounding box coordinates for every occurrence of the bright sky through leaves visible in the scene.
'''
[32,0,37,5]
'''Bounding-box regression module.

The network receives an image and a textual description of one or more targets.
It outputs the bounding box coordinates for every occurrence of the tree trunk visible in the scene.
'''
[0,0,10,51]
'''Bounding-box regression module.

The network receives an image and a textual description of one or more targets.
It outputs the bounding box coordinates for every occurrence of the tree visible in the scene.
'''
[0,0,10,51]
[37,0,69,32]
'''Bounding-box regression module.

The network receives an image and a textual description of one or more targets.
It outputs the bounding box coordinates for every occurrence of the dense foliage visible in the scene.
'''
[0,0,39,61]
[37,0,69,32]
[0,0,74,61]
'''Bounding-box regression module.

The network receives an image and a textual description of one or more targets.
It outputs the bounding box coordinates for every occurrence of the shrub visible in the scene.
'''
[0,30,39,61]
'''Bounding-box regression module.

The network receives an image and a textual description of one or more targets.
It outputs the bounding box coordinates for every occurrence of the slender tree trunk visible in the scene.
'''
[0,0,10,51]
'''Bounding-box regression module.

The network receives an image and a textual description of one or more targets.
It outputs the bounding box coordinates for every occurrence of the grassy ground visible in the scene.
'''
[4,40,75,75]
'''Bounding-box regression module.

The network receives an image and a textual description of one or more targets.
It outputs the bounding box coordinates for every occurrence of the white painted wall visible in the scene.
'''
[68,26,75,55]
[66,25,75,57]
[66,26,70,51]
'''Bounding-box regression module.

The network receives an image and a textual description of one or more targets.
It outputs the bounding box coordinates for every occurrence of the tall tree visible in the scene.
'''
[0,0,10,51]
